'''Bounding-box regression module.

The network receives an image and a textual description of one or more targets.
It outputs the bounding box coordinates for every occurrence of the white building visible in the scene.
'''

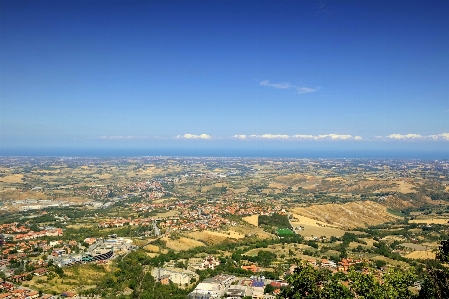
[152,267,198,286]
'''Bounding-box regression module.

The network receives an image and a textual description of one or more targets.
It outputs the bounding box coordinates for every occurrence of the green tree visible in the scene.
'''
[418,239,449,299]
[383,268,416,299]
[264,283,275,294]
[436,239,449,263]
[277,262,327,298]
[348,269,384,299]
[320,276,354,299]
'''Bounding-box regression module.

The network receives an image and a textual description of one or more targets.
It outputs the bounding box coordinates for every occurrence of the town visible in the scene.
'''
[0,156,448,298]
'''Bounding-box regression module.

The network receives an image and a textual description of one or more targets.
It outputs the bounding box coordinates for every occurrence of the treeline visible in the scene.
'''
[259,213,292,229]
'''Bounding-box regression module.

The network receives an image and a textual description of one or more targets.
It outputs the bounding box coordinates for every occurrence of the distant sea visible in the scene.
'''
[1,147,448,160]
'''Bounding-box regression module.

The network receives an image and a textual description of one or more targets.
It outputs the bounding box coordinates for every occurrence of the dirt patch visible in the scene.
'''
[242,215,259,226]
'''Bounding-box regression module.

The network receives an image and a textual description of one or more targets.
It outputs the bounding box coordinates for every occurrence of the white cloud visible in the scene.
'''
[250,134,290,139]
[316,134,354,140]
[428,133,449,140]
[291,134,315,139]
[260,80,318,94]
[259,80,293,89]
[178,134,211,139]
[245,134,362,140]
[387,134,422,140]
[297,87,318,94]
[233,135,247,139]
[384,133,449,141]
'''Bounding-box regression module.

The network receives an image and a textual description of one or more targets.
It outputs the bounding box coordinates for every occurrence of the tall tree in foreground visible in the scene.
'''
[418,239,449,299]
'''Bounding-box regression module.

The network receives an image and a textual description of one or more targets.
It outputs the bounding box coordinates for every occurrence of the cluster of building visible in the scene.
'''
[307,258,363,272]
[0,283,55,299]
[122,194,284,236]
[73,180,166,201]
[51,236,132,267]
[0,224,64,256]
[97,217,153,228]
[188,274,281,299]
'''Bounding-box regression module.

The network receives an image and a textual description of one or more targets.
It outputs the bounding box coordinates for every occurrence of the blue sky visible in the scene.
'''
[1,0,448,155]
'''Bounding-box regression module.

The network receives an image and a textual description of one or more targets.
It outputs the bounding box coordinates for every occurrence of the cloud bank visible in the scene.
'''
[233,134,363,140]
[177,134,212,139]
[387,133,449,141]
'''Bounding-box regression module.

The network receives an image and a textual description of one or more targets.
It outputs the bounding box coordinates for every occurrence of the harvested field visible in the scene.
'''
[405,251,436,260]
[242,215,259,226]
[143,244,160,252]
[231,225,273,239]
[163,237,206,251]
[187,230,244,245]
[380,180,416,193]
[0,174,24,183]
[207,230,245,239]
[291,215,339,228]
[324,177,344,181]
[294,225,345,238]
[232,187,249,193]
[291,201,398,228]
[268,182,287,189]
[146,252,159,257]
[95,174,112,179]
[401,243,427,250]
[409,218,449,225]
[153,210,179,218]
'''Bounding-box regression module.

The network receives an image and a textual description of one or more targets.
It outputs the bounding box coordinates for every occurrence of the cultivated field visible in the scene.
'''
[0,174,24,183]
[409,218,449,225]
[292,201,398,228]
[242,215,258,226]
[405,251,436,260]
[163,237,206,251]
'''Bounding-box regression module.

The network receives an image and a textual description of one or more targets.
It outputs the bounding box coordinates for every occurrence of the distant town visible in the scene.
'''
[0,156,448,298]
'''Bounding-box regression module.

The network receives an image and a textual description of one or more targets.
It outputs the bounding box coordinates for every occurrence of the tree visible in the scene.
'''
[436,239,449,263]
[382,268,416,299]
[347,269,384,299]
[277,262,327,298]
[418,239,449,299]
[264,283,275,294]
[321,276,354,299]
